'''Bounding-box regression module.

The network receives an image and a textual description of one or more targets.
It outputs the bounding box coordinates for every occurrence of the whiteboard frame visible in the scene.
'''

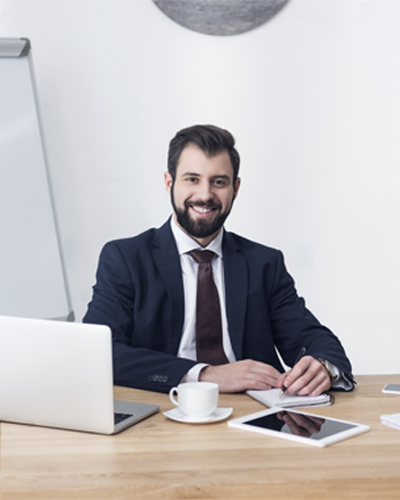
[0,38,74,321]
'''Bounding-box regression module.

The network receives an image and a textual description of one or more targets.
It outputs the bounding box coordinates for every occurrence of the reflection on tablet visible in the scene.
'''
[228,408,370,447]
[246,410,355,440]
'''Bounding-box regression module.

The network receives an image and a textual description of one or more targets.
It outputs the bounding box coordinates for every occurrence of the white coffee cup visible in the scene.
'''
[169,381,219,418]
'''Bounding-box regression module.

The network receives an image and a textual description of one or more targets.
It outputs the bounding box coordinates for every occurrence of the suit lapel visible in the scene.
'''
[150,221,248,360]
[151,219,185,356]
[222,231,248,360]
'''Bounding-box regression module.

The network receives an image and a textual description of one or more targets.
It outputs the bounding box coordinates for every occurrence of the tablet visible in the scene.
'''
[228,408,370,447]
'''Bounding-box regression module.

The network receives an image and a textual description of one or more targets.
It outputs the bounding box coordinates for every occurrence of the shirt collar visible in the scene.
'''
[170,216,224,258]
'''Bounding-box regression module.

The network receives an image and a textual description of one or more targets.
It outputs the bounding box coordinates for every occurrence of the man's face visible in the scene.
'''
[164,144,240,247]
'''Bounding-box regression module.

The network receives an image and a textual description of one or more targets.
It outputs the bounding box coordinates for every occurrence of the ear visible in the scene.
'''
[233,177,241,200]
[164,171,173,195]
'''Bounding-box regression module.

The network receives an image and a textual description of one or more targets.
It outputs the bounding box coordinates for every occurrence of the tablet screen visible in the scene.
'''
[246,410,357,441]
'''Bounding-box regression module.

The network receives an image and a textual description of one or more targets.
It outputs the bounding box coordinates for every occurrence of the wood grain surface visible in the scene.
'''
[1,374,400,499]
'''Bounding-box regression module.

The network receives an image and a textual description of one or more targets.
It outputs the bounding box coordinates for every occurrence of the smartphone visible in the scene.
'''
[382,384,400,394]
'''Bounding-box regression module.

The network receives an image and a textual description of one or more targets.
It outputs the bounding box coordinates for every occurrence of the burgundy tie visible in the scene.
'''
[189,250,229,365]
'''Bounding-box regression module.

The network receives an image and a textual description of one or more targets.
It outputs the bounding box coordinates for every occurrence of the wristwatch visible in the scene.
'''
[318,359,336,383]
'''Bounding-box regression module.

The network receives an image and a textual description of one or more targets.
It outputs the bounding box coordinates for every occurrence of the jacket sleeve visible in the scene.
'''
[267,250,355,389]
[83,240,196,393]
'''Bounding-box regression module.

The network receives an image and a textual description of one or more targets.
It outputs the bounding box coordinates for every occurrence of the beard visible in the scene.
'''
[171,188,234,239]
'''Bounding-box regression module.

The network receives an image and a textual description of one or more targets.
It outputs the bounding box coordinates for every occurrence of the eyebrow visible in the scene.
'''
[181,172,201,177]
[181,172,232,182]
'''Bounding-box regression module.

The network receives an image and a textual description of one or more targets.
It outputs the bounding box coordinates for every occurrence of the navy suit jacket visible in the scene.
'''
[83,219,354,393]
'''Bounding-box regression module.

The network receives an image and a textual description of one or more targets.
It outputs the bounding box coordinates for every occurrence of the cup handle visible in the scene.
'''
[169,387,179,406]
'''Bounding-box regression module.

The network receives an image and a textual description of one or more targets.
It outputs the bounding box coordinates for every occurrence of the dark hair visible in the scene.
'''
[167,124,240,184]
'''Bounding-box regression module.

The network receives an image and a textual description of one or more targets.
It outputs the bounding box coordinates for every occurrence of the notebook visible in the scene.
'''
[380,413,400,431]
[0,315,159,434]
[247,388,333,409]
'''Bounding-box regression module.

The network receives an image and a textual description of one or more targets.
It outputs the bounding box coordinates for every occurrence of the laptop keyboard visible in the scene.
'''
[114,412,134,425]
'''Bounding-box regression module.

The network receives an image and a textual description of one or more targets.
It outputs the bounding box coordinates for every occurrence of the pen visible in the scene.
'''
[279,347,307,399]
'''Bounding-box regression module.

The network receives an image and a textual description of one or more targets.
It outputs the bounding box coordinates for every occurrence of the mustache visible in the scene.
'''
[184,199,222,210]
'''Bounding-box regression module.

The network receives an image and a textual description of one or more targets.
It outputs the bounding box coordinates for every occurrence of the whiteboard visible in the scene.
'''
[0,38,74,320]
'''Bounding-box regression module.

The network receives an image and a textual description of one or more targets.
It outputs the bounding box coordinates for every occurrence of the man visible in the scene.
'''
[83,124,354,395]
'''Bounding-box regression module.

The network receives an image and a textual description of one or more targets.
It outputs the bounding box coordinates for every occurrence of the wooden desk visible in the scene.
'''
[1,374,400,499]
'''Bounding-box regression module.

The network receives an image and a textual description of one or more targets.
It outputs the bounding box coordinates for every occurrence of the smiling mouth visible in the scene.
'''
[187,201,221,218]
[190,205,216,215]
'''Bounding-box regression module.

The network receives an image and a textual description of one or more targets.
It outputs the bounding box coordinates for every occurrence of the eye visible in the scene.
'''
[185,177,198,183]
[214,179,228,187]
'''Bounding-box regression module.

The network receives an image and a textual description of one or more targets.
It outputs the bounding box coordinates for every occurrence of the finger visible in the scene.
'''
[307,377,331,397]
[293,362,331,395]
[277,370,291,389]
[282,357,313,389]
[295,371,330,396]
[247,361,282,386]
[284,358,325,395]
[252,361,282,379]
[203,361,279,392]
[201,360,288,393]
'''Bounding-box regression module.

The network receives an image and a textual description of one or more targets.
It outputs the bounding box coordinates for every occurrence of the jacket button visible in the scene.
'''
[148,374,169,383]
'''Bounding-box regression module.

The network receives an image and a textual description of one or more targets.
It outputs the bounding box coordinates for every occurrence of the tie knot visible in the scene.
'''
[189,249,215,265]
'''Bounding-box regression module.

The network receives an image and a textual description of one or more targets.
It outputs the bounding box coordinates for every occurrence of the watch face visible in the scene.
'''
[152,0,291,36]
[325,360,334,371]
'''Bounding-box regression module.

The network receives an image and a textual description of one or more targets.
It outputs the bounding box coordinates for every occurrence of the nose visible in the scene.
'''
[196,181,214,203]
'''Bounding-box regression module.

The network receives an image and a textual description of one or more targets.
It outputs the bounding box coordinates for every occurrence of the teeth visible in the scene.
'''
[193,206,212,213]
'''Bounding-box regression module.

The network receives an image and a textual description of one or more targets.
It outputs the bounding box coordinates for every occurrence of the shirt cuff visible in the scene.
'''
[181,363,210,383]
[330,364,354,391]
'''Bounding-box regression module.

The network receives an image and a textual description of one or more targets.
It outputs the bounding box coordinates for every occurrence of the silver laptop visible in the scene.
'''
[0,315,159,434]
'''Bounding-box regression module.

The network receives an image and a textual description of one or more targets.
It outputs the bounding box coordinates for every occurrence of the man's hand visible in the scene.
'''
[199,359,282,393]
[277,356,331,397]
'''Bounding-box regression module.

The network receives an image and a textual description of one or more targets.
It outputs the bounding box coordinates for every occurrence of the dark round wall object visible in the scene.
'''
[152,0,291,36]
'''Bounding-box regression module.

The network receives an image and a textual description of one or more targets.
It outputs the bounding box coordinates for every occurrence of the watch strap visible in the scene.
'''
[318,358,335,383]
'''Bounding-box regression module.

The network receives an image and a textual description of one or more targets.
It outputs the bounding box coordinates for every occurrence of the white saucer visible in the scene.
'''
[163,407,233,424]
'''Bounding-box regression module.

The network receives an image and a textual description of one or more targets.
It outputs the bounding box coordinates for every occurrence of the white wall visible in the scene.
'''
[1,0,399,375]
